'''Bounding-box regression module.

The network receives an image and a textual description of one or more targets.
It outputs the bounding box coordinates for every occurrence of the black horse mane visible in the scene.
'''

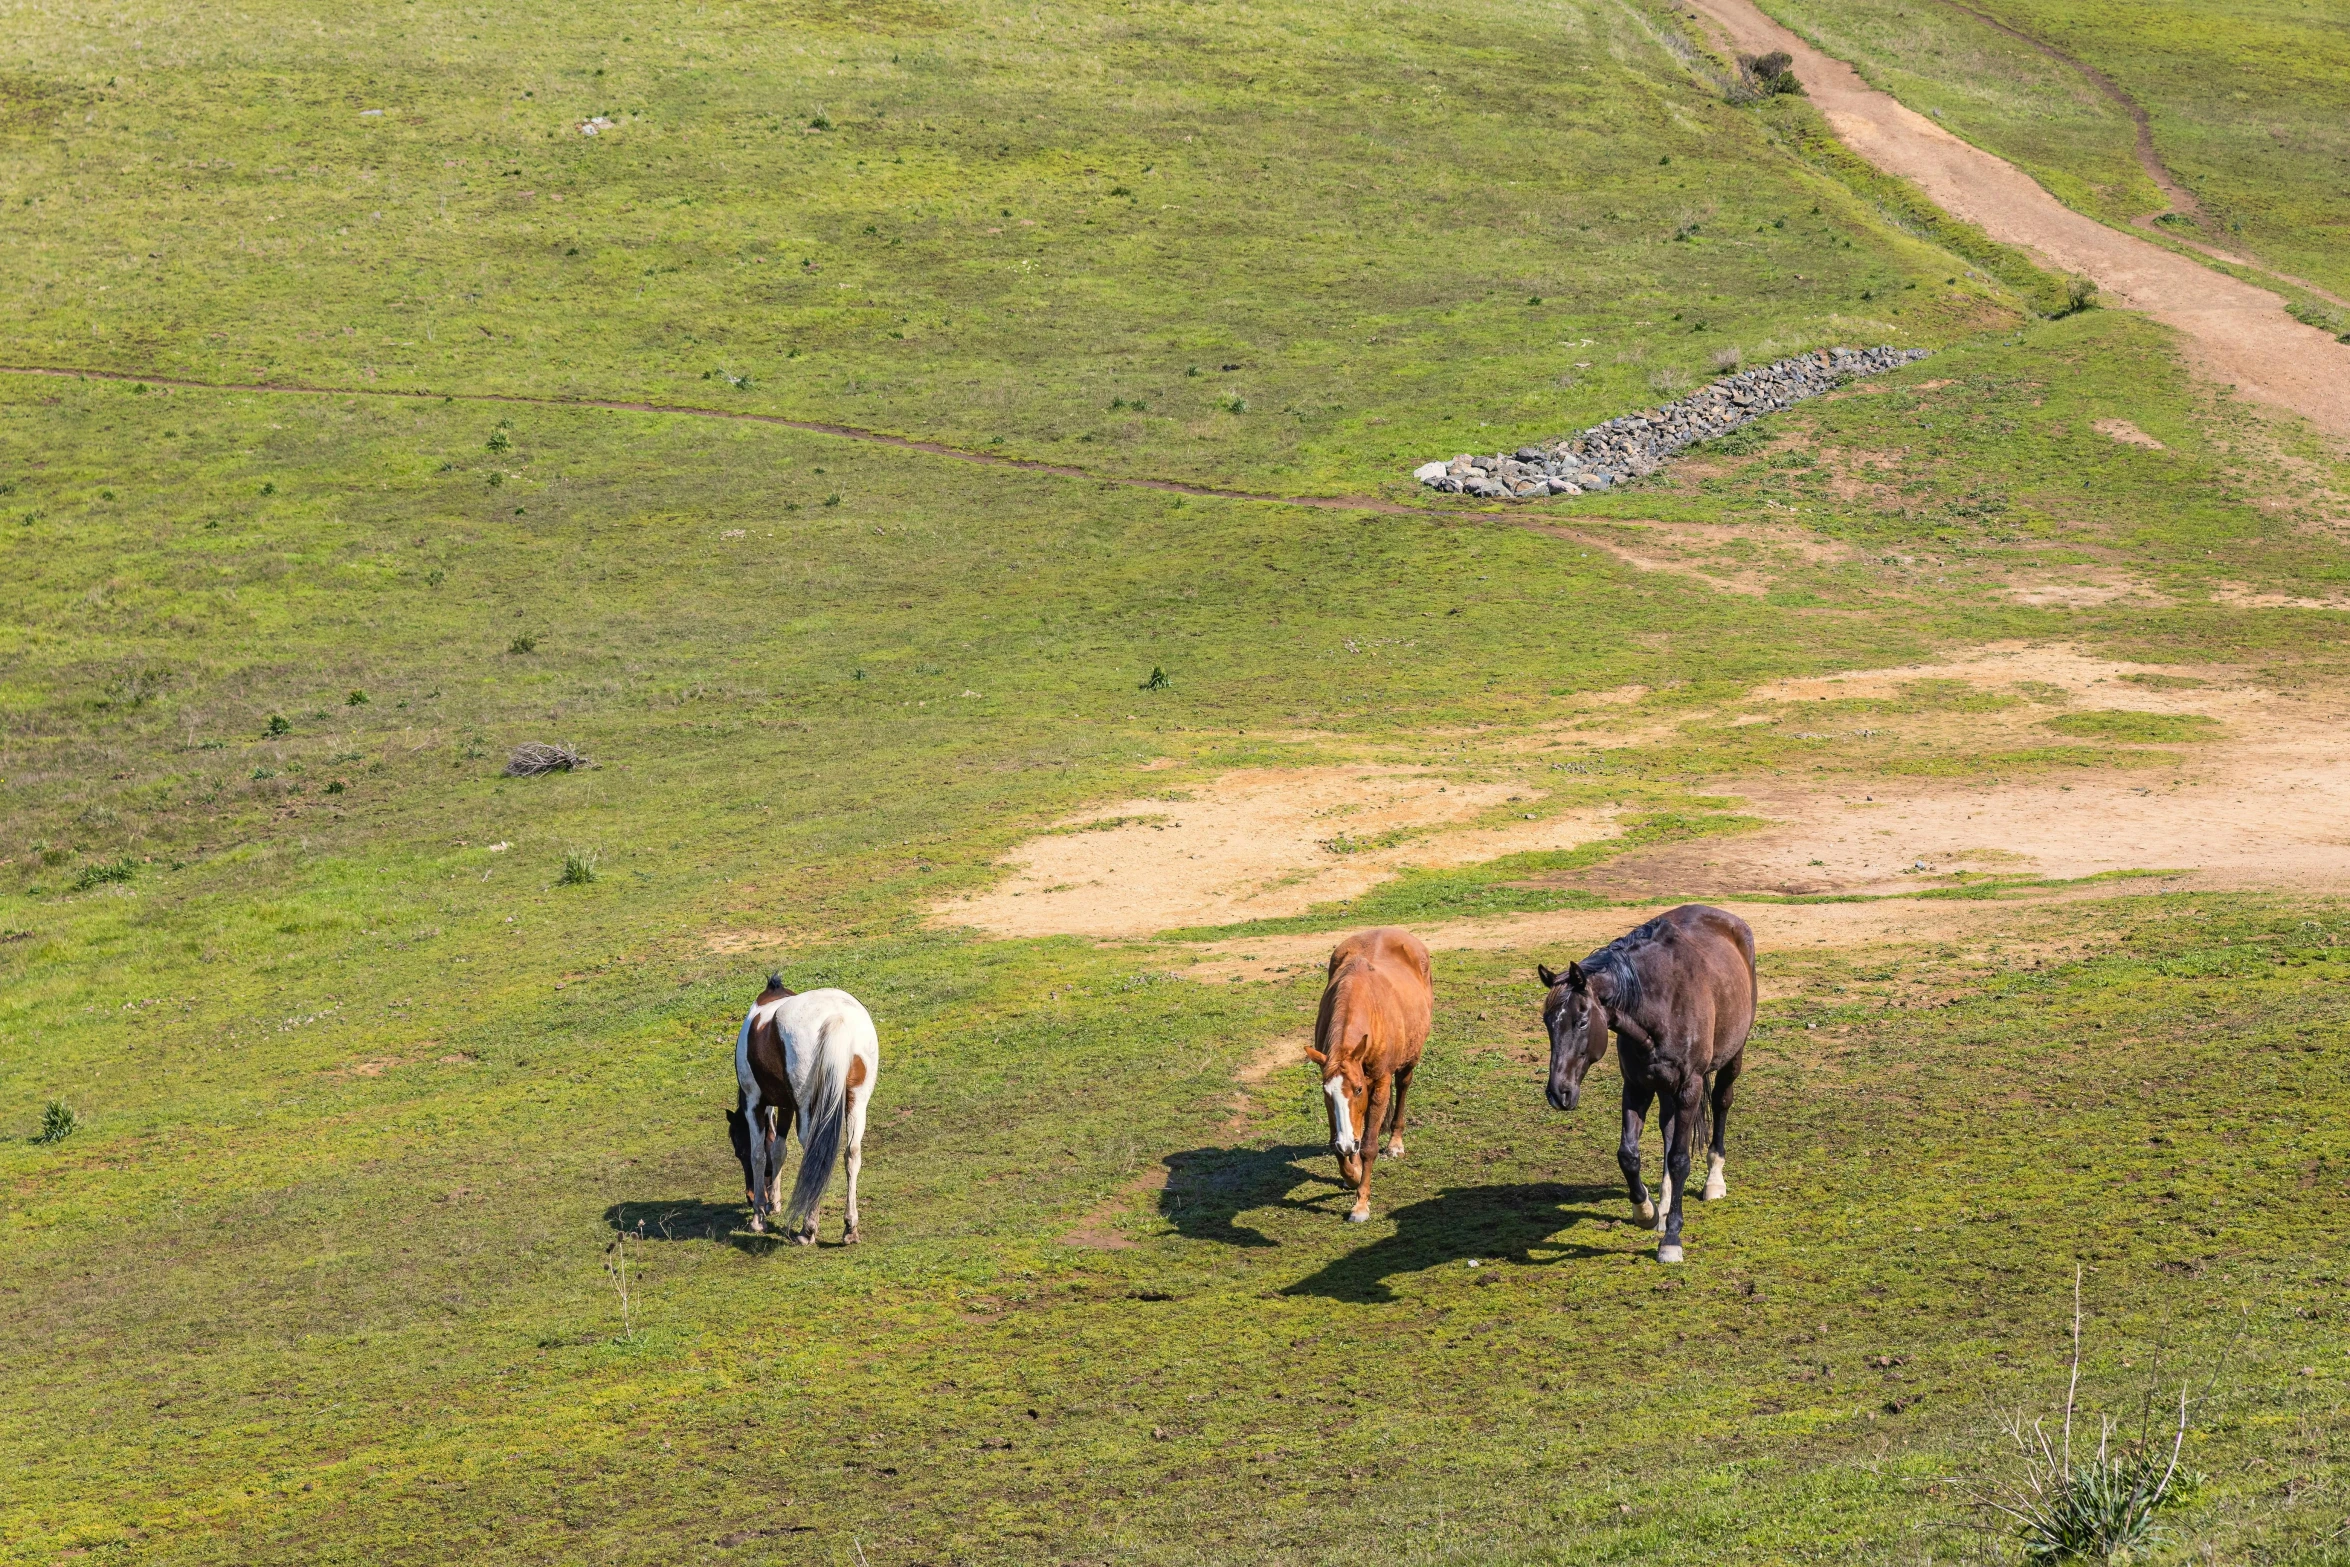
[1580,915,1680,1015]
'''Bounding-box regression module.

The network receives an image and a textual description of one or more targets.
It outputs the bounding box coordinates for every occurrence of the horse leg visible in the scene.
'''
[1703,1054,1742,1201]
[745,1096,772,1234]
[766,1108,789,1231]
[1619,1078,1657,1223]
[841,1083,869,1245]
[1381,1064,1413,1161]
[1348,1075,1391,1222]
[1658,1080,1701,1264]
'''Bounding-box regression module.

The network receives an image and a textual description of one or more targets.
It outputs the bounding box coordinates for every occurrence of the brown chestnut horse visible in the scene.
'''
[1305,927,1434,1223]
[1539,905,1755,1263]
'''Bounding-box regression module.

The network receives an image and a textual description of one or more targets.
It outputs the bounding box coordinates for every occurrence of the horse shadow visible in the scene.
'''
[1281,1180,1624,1303]
[1156,1144,1334,1248]
[602,1199,787,1254]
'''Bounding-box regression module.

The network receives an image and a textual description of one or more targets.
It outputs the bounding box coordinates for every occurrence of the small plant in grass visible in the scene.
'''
[1648,367,1691,397]
[1140,665,1170,690]
[258,480,275,496]
[508,632,537,654]
[2060,275,2098,316]
[345,689,367,706]
[1967,1269,2203,1565]
[1710,347,1742,373]
[266,713,292,735]
[485,429,511,454]
[1737,51,1801,96]
[603,1221,644,1339]
[73,859,136,890]
[560,847,600,885]
[35,1099,79,1144]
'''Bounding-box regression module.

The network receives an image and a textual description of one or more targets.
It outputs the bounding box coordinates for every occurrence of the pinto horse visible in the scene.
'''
[727,975,881,1244]
[1305,927,1434,1223]
[1538,905,1755,1263]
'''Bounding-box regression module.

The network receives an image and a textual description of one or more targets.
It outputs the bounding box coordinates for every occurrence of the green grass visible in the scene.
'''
[5,0,2350,1559]
[2045,709,2222,743]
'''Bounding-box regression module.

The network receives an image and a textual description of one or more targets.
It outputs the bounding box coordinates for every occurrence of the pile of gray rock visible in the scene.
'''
[1412,345,1929,499]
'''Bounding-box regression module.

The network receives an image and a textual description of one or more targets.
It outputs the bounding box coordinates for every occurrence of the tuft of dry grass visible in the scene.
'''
[504,742,591,777]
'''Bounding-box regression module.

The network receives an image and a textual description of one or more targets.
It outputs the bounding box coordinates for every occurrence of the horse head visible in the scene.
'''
[1302,1034,1372,1182]
[1538,960,1612,1112]
[725,1097,757,1201]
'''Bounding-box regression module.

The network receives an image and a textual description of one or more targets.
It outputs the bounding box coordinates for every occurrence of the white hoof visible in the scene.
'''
[1702,1176,1727,1201]
[1657,1243,1684,1265]
[1634,1200,1657,1225]
[748,1214,767,1235]
[1345,1209,1371,1224]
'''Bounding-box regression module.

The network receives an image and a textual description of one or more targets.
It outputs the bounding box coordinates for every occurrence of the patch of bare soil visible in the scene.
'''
[938,766,1619,940]
[952,644,2350,978]
[1540,520,1853,600]
[1556,645,2350,900]
[2094,418,2166,450]
[1685,0,2350,442]
[2208,583,2350,612]
[2002,572,2168,608]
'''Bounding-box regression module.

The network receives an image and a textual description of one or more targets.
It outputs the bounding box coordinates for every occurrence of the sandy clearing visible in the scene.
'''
[1684,0,2350,440]
[1529,645,2350,901]
[936,765,1621,940]
[941,643,2350,970]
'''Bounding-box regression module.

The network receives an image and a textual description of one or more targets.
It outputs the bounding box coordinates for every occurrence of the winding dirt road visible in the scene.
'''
[1686,0,2350,439]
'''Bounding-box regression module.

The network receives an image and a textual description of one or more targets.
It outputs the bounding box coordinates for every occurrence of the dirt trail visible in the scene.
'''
[0,363,1424,518]
[1684,0,2350,438]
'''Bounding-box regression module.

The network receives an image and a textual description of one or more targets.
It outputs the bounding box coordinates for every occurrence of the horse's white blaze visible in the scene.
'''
[1325,1077,1357,1153]
[1703,1152,1727,1201]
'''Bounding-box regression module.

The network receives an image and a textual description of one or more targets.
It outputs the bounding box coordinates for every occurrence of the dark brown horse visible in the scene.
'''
[1538,905,1756,1263]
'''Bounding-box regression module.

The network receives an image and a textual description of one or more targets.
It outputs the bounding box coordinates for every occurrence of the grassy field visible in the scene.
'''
[5,0,2350,1560]
[1754,0,2350,303]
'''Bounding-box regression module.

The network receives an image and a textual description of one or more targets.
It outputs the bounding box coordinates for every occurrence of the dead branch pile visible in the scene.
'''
[504,741,592,776]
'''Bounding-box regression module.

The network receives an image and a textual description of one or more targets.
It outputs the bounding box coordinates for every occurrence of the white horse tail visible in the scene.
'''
[782,1030,849,1233]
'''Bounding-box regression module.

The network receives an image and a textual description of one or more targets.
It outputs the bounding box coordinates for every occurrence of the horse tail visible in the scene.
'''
[781,1028,849,1232]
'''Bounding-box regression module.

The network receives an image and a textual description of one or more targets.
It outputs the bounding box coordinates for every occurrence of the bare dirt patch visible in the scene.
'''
[1567,645,2350,899]
[938,766,1618,940]
[2094,418,2166,450]
[1537,519,1855,599]
[951,646,2350,978]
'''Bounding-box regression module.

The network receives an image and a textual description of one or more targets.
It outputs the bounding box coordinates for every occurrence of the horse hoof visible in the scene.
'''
[1657,1243,1684,1265]
[843,1229,861,1246]
[748,1216,767,1235]
[1702,1177,1727,1201]
[1634,1201,1656,1225]
[1345,1209,1371,1224]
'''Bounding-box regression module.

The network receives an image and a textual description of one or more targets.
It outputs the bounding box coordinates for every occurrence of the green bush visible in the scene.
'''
[72,859,136,890]
[34,1100,78,1144]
